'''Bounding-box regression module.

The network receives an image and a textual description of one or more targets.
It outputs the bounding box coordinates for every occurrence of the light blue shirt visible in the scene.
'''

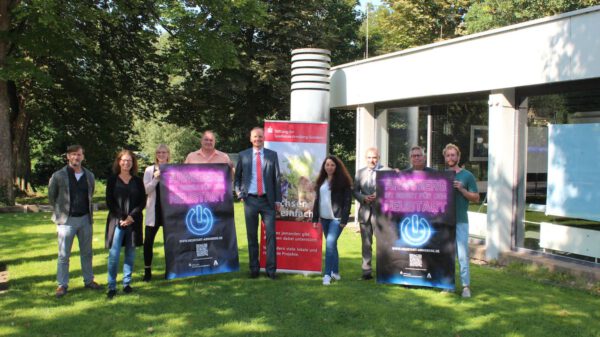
[249,148,266,195]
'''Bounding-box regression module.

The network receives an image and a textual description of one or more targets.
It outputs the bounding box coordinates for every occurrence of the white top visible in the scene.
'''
[143,165,160,227]
[319,180,336,220]
[75,172,84,181]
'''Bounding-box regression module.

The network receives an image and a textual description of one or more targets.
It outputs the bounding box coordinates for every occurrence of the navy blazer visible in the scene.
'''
[234,147,282,206]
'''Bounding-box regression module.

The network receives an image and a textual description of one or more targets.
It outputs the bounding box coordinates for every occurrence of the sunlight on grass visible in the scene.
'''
[205,318,274,335]
[0,205,599,337]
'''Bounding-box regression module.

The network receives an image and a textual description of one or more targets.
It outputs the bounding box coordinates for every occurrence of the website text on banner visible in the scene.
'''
[160,164,239,280]
[374,170,456,290]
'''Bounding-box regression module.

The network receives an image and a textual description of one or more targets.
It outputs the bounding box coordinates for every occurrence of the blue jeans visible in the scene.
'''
[57,215,94,287]
[321,218,344,276]
[456,222,470,287]
[107,226,136,290]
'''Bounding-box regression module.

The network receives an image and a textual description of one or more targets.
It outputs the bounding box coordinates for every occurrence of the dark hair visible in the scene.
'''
[66,145,84,154]
[112,149,138,175]
[315,155,352,192]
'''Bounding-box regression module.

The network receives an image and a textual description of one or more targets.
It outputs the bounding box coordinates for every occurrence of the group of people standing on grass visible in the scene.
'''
[48,126,478,300]
[48,145,163,299]
[352,145,479,298]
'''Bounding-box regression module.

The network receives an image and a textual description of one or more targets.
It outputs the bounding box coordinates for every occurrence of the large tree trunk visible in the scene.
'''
[10,85,31,193]
[0,0,15,205]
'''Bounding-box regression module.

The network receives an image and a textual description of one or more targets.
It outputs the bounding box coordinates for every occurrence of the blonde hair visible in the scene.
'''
[442,143,461,158]
[155,144,170,165]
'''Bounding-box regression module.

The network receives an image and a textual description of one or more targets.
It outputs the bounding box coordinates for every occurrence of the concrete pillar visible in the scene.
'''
[407,106,419,149]
[290,48,331,122]
[376,109,388,167]
[486,89,527,260]
[356,104,377,170]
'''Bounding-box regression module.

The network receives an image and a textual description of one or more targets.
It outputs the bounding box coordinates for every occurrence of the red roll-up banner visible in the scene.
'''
[260,120,328,274]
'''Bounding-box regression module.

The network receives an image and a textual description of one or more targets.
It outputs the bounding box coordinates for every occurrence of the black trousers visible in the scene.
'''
[243,195,277,274]
[143,224,162,267]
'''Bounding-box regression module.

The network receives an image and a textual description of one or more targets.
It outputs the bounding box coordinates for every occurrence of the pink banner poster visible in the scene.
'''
[374,170,456,290]
[260,120,328,274]
[160,164,239,280]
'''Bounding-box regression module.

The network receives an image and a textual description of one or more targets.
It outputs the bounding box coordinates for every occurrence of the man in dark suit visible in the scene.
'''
[353,147,384,280]
[234,127,282,279]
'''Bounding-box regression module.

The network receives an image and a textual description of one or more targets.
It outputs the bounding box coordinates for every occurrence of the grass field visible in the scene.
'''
[0,205,598,337]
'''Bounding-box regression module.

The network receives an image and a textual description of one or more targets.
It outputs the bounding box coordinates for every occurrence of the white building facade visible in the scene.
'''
[329,6,600,261]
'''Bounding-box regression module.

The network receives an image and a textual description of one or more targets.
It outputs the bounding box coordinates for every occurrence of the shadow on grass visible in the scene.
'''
[0,213,598,337]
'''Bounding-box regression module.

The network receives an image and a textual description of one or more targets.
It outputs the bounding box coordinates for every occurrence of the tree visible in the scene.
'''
[0,0,16,204]
[1,1,174,202]
[132,116,200,166]
[1,0,362,205]
[464,0,600,34]
[363,0,470,56]
[163,0,363,153]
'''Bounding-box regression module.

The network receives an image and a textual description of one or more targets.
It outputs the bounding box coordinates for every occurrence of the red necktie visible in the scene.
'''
[256,151,263,196]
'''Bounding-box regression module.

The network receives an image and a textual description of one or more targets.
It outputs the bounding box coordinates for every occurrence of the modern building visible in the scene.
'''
[329,6,600,264]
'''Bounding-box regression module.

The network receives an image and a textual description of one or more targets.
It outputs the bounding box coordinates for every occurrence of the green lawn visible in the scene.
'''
[0,205,598,337]
[16,180,107,205]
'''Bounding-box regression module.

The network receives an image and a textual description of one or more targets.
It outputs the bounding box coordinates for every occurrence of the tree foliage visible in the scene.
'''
[132,116,200,167]
[0,0,363,204]
[362,0,600,57]
[163,0,363,153]
[1,0,172,200]
[464,0,600,34]
[363,0,470,56]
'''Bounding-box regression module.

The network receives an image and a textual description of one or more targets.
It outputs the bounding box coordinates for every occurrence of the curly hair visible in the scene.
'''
[315,155,352,192]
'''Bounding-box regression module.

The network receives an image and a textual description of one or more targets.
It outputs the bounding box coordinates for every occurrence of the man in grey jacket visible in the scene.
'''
[48,145,101,298]
[353,147,384,280]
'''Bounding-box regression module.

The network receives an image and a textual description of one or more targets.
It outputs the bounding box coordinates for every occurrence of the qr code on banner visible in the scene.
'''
[196,243,208,257]
[409,254,423,268]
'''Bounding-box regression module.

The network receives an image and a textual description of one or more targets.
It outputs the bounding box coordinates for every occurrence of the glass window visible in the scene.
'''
[519,84,600,263]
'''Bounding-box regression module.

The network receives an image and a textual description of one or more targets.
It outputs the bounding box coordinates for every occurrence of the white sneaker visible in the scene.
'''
[322,275,331,285]
[331,273,341,281]
[461,287,471,298]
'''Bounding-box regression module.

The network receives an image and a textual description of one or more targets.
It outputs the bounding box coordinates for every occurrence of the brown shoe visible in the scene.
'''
[84,281,102,290]
[55,286,67,298]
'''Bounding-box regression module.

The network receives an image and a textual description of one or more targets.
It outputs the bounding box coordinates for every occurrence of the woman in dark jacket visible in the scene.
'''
[105,149,146,299]
[312,155,352,286]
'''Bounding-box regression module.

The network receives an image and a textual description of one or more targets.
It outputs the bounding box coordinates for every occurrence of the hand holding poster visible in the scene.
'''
[375,170,456,289]
[160,164,239,280]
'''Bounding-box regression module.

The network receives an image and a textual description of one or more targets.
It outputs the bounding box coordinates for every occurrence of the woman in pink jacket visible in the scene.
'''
[142,144,170,281]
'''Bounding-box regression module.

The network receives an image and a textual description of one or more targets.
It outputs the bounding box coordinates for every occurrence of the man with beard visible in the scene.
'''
[443,143,479,298]
[48,145,102,298]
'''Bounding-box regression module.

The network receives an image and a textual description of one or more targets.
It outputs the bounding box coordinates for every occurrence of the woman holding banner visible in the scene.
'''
[312,155,352,286]
[105,149,146,299]
[142,144,170,281]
